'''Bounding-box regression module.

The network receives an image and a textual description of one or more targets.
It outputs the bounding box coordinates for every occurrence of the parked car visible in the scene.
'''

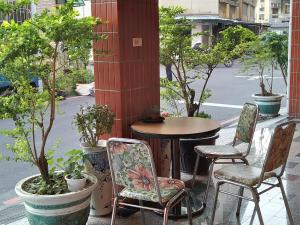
[0,75,39,90]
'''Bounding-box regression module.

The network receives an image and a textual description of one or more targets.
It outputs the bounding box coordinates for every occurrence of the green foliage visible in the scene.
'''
[48,149,86,180]
[159,7,256,117]
[56,69,94,95]
[74,105,115,147]
[241,31,288,96]
[23,173,69,195]
[0,0,36,16]
[0,0,104,186]
[217,25,258,60]
[261,32,288,86]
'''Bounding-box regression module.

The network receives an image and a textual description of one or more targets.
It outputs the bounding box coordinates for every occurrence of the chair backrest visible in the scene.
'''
[260,122,296,181]
[233,103,259,155]
[106,138,162,204]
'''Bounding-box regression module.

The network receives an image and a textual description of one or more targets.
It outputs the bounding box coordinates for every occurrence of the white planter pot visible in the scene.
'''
[81,140,112,216]
[65,174,87,192]
[15,173,97,225]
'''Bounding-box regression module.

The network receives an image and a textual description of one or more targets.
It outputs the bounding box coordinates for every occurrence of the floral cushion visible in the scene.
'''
[120,177,185,203]
[195,145,242,158]
[235,104,258,143]
[214,164,275,186]
[107,140,185,204]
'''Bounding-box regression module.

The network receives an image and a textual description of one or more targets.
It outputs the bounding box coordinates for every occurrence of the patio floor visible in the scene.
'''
[11,115,300,225]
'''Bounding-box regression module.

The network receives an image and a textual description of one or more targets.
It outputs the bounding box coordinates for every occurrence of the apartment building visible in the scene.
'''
[159,0,257,46]
[255,0,290,33]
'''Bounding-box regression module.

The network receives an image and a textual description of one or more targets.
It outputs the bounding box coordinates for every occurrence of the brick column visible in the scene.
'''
[92,0,161,171]
[289,0,300,117]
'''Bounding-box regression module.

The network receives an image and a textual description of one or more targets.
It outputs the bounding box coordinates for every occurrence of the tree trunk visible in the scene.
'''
[38,154,50,183]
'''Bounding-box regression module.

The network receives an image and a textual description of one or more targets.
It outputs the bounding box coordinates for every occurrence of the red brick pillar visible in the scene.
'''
[91,0,161,171]
[289,0,300,117]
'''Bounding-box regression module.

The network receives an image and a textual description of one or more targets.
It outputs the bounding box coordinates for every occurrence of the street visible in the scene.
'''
[0,62,287,224]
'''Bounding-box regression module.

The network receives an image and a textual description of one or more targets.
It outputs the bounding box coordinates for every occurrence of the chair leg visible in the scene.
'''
[163,206,170,225]
[210,181,222,225]
[236,187,244,216]
[111,197,118,225]
[250,188,264,225]
[192,153,201,188]
[278,177,295,225]
[139,200,146,225]
[204,160,215,204]
[185,190,193,225]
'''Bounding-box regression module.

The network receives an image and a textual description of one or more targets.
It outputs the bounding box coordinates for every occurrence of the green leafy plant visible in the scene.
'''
[48,149,86,180]
[0,0,105,188]
[74,105,115,147]
[159,7,256,117]
[260,32,288,86]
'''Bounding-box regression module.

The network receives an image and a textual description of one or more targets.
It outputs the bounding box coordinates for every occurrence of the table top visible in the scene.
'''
[131,117,221,139]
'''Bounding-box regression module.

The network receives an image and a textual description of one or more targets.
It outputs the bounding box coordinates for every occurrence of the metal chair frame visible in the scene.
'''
[192,103,259,204]
[210,122,296,225]
[107,138,193,225]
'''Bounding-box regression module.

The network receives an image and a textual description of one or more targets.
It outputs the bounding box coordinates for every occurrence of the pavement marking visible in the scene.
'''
[177,101,243,109]
[202,102,243,109]
[220,116,240,127]
[3,197,21,206]
[235,75,283,81]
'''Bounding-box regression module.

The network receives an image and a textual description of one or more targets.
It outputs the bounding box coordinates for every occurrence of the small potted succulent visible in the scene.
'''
[51,149,88,192]
[74,104,115,216]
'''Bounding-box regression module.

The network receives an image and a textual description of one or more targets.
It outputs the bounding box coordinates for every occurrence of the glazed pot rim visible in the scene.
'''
[252,93,284,99]
[15,172,97,203]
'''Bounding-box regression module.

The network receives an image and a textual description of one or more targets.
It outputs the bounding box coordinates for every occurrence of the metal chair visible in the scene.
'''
[106,138,193,225]
[192,103,259,204]
[210,121,296,225]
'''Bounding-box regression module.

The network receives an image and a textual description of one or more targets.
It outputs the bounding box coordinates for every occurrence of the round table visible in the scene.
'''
[131,117,221,218]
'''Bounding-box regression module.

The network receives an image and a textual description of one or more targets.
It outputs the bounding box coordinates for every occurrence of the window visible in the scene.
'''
[284,4,290,14]
[259,14,264,20]
[272,8,279,15]
[260,7,265,11]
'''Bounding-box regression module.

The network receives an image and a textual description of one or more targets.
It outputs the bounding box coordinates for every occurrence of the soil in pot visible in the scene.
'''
[16,173,97,225]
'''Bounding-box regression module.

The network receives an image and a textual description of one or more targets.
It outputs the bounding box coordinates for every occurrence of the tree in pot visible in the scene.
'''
[242,32,287,117]
[159,6,257,174]
[0,1,104,224]
[74,104,115,216]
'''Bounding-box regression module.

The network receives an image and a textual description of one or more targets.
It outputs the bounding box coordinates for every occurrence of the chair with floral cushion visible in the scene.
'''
[106,138,193,225]
[192,103,259,204]
[210,121,296,225]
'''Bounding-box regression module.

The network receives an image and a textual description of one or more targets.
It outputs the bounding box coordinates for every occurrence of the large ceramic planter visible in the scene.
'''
[252,94,283,117]
[15,173,97,225]
[81,141,112,216]
[180,134,219,175]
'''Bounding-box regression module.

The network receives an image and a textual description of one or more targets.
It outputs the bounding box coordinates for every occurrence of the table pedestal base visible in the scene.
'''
[154,187,206,219]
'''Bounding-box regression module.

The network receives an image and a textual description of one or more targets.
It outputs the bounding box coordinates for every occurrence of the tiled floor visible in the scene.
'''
[11,118,300,225]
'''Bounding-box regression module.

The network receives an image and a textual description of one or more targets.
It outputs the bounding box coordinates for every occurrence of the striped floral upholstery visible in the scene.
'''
[235,104,258,143]
[107,139,185,203]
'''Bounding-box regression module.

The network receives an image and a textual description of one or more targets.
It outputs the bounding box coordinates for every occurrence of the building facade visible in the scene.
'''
[159,0,257,46]
[255,0,290,33]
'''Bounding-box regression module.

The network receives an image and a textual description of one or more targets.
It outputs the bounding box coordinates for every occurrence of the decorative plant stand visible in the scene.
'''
[82,141,112,216]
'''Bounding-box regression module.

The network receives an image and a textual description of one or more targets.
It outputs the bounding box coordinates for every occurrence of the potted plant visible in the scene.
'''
[243,32,286,117]
[51,149,88,192]
[159,7,257,174]
[0,1,104,224]
[74,104,115,216]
